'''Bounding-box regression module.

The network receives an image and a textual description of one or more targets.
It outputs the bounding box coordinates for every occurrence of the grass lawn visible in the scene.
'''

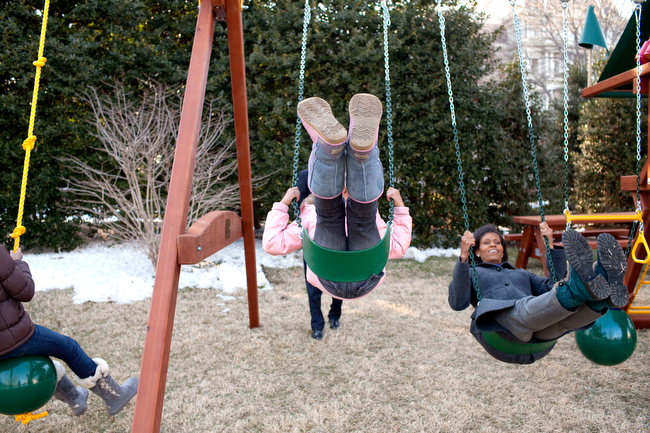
[1,252,649,432]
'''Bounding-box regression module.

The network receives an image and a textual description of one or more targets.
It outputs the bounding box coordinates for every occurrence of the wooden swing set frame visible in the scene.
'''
[131,0,258,431]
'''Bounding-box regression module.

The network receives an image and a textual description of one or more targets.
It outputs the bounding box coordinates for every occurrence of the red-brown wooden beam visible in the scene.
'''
[177,211,243,265]
[131,1,218,431]
[226,0,259,328]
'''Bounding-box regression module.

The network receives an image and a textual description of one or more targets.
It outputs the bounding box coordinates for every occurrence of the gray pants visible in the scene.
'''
[494,288,602,342]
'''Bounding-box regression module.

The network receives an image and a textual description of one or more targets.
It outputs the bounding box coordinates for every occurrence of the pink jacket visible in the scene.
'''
[262,202,412,299]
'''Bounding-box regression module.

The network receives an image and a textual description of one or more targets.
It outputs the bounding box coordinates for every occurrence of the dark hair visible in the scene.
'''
[473,224,508,264]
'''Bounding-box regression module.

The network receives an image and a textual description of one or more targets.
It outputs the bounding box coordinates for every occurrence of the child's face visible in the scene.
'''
[476,232,504,264]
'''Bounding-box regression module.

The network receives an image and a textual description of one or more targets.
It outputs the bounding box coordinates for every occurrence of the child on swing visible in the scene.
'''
[263,94,412,301]
[0,245,138,416]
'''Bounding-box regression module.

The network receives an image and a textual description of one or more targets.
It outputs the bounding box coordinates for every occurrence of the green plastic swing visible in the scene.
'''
[302,228,391,282]
[291,0,396,285]
[482,332,557,355]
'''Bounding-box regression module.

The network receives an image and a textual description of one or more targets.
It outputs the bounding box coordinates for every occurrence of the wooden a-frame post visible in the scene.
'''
[131,0,258,431]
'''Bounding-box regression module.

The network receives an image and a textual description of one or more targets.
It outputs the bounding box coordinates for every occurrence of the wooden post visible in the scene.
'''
[131,1,217,431]
[226,0,259,328]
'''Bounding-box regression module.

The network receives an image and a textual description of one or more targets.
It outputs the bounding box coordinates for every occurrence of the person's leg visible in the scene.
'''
[346,93,384,204]
[328,298,343,329]
[304,260,325,333]
[346,198,381,251]
[557,229,610,310]
[52,360,89,416]
[298,97,347,200]
[532,304,603,341]
[594,233,629,308]
[0,325,138,416]
[494,290,575,343]
[313,195,347,251]
[0,324,97,379]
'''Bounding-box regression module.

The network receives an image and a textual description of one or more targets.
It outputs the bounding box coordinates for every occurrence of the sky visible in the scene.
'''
[22,239,460,305]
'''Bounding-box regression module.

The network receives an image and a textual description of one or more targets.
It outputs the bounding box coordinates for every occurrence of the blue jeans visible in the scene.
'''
[0,325,97,379]
[313,195,383,298]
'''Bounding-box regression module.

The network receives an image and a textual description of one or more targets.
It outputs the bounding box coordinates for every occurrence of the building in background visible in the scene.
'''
[475,0,631,108]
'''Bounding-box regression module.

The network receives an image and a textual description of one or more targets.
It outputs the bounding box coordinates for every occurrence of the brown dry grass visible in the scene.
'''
[1,254,649,432]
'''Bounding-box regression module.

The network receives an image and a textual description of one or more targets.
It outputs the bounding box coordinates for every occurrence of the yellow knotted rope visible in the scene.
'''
[12,0,51,252]
[14,411,48,425]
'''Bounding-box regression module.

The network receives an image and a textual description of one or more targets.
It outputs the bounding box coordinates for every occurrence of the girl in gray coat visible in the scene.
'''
[448,223,628,364]
[0,245,138,416]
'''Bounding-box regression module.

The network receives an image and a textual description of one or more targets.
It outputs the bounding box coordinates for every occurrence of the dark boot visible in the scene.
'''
[595,233,629,308]
[52,361,88,416]
[557,230,610,310]
[79,358,138,416]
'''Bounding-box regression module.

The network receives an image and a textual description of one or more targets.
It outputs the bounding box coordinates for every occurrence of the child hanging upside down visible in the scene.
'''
[263,94,412,301]
[0,245,138,416]
[448,223,629,364]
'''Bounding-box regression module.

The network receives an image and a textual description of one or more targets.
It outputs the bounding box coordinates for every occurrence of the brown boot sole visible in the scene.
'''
[297,97,347,145]
[348,93,382,152]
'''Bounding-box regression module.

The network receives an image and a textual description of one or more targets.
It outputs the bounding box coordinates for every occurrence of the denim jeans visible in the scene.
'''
[0,325,97,379]
[313,195,383,298]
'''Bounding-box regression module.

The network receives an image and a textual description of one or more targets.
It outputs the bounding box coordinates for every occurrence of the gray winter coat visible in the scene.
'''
[448,248,567,364]
[0,245,35,356]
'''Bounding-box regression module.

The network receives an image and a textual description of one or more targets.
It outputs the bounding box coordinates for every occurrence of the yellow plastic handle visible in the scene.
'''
[564,208,643,223]
[631,230,650,264]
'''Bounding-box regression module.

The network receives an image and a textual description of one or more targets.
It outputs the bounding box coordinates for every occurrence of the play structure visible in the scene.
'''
[579,1,650,330]
[3,0,647,427]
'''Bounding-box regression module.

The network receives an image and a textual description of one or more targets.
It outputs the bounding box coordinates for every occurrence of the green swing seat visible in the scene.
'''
[301,228,391,283]
[482,332,557,355]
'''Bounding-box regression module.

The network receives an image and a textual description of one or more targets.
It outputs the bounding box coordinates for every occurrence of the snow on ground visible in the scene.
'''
[23,239,459,304]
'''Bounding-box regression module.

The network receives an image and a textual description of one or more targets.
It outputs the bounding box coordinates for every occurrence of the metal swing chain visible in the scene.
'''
[436,0,481,300]
[381,0,395,226]
[510,0,557,283]
[561,0,571,231]
[291,0,312,230]
[626,1,645,256]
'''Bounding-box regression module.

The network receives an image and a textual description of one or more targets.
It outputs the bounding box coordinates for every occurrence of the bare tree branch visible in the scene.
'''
[61,81,266,268]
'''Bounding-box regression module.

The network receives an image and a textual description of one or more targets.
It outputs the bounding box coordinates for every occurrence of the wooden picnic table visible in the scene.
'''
[510,213,636,273]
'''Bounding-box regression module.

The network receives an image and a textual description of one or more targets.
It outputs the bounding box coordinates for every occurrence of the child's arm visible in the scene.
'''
[262,187,304,256]
[1,246,36,302]
[385,188,412,259]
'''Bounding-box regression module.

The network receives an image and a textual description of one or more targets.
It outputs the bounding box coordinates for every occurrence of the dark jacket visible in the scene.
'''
[0,245,36,356]
[448,248,567,364]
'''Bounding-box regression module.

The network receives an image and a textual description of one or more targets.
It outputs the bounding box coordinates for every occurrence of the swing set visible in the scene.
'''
[2,0,398,429]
